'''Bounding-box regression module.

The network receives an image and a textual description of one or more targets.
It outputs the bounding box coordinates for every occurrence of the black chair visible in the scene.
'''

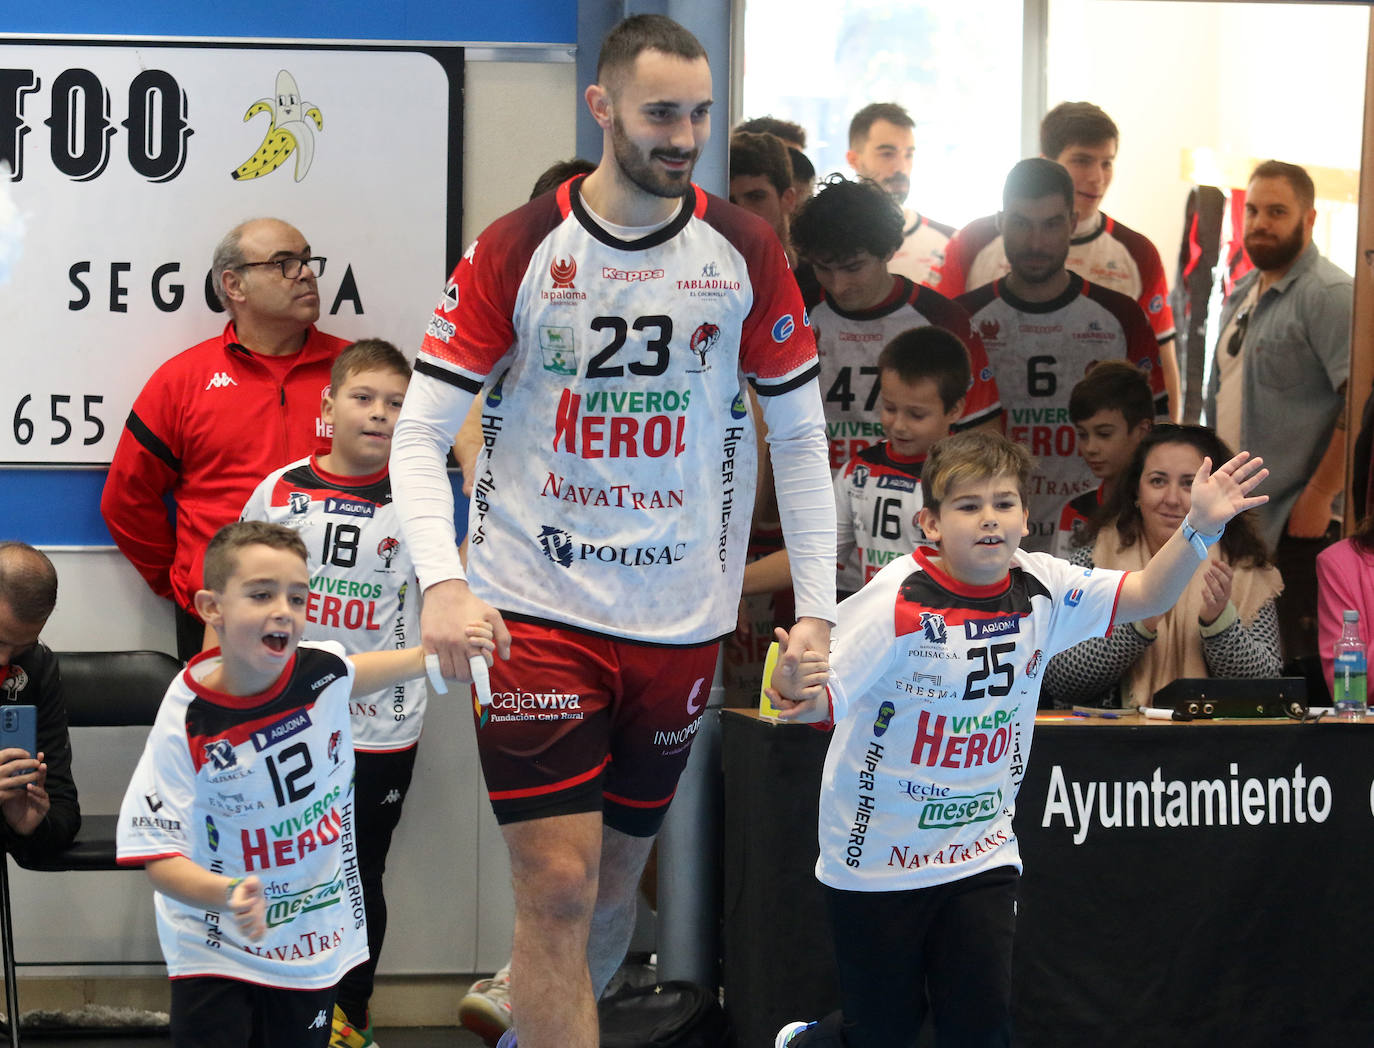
[0,650,180,1046]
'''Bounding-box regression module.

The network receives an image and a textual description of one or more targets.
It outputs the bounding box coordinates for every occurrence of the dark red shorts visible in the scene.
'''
[472,618,720,836]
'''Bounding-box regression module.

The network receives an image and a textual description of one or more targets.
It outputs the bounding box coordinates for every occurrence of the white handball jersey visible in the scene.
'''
[242,455,423,751]
[932,212,1177,349]
[395,176,834,644]
[887,208,955,288]
[834,442,934,587]
[956,274,1166,550]
[117,643,367,989]
[816,547,1126,892]
[809,277,1002,474]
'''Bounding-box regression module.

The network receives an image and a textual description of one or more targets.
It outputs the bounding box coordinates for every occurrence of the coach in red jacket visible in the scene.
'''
[101,218,348,658]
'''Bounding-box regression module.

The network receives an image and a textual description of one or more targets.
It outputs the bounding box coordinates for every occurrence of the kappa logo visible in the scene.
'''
[689,322,720,368]
[288,492,311,515]
[702,261,720,278]
[381,789,402,805]
[550,256,577,289]
[205,371,237,390]
[536,524,574,568]
[308,1011,328,1030]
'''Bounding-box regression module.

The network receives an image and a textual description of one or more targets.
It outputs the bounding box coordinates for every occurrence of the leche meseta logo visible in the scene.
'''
[232,70,324,182]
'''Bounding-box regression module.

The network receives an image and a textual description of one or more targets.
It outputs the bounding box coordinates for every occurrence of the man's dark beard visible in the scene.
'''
[1008,245,1069,286]
[1244,222,1304,272]
[611,114,696,200]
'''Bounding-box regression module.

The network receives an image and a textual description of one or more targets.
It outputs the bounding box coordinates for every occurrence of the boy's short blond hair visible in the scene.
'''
[922,431,1034,514]
[203,521,308,592]
[329,339,411,395]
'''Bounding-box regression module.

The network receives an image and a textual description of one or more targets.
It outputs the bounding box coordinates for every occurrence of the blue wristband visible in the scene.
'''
[1181,517,1222,560]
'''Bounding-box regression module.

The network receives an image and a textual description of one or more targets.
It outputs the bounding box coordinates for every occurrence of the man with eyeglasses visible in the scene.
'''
[102,217,348,659]
[1205,160,1352,662]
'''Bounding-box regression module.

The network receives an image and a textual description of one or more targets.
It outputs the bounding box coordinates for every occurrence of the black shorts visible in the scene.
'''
[816,865,1018,1048]
[474,618,719,836]
[169,976,336,1048]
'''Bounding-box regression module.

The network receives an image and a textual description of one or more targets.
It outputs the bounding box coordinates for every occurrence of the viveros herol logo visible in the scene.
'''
[771,313,795,343]
[729,392,748,420]
[872,700,896,738]
[536,524,574,568]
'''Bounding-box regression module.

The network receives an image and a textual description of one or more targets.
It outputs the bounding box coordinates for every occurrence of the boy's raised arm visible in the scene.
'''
[1114,451,1268,624]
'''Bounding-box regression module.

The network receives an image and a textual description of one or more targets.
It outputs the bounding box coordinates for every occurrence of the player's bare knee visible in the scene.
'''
[513,851,598,924]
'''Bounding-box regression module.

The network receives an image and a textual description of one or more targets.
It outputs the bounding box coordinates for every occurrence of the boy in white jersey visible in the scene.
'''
[238,340,418,1047]
[117,521,492,1048]
[769,430,1268,1047]
[1050,360,1155,557]
[743,326,969,597]
[791,175,1001,595]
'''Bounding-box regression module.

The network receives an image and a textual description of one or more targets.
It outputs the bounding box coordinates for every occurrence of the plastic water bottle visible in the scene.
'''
[1333,610,1367,719]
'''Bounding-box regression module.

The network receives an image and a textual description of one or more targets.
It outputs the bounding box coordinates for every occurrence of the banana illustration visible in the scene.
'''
[231,70,324,182]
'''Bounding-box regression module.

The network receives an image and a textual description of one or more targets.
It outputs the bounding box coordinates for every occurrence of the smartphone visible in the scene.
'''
[0,705,37,769]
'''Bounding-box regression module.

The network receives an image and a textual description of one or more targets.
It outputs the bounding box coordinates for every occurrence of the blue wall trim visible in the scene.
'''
[5,2,576,45]
[0,469,470,550]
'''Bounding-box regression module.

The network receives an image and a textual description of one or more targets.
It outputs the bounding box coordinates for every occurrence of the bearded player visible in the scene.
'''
[389,15,835,1048]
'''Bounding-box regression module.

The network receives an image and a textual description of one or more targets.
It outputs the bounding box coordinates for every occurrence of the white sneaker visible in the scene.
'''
[459,966,512,1046]
[775,1020,815,1046]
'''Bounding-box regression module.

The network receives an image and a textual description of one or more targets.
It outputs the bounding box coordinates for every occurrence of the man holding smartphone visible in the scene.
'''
[0,542,79,861]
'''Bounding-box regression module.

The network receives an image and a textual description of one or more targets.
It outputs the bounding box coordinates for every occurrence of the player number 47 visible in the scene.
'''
[825,365,881,412]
